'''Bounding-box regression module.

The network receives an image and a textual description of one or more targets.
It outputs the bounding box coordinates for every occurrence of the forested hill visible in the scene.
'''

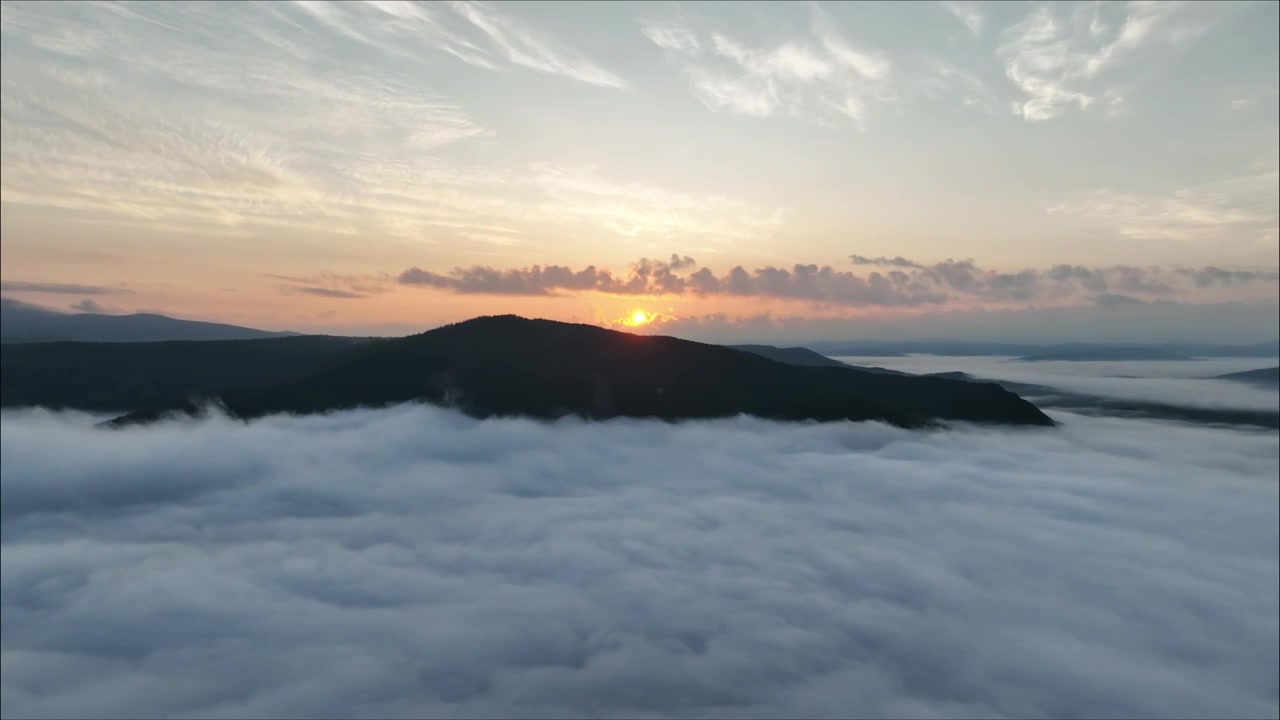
[2,315,1055,429]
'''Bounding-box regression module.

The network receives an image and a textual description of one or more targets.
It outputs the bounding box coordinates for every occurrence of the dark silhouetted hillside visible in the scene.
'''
[1,335,380,412]
[1215,366,1280,388]
[3,315,1055,429]
[0,298,297,343]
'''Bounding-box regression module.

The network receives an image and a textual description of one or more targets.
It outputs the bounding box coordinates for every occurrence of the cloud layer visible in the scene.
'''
[2,395,1277,719]
[398,255,1279,309]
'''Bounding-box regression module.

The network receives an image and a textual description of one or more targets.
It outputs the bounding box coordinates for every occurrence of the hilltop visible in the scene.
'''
[2,315,1055,429]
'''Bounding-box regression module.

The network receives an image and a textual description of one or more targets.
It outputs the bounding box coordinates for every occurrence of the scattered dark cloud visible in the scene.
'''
[667,254,697,270]
[0,281,132,296]
[0,399,1275,719]
[1046,264,1109,293]
[1092,293,1147,309]
[1043,264,1176,296]
[982,269,1040,301]
[1178,266,1280,288]
[68,299,112,313]
[269,273,390,300]
[1108,265,1176,295]
[689,264,948,306]
[849,254,925,269]
[400,257,946,306]
[290,286,367,299]
[399,255,1276,309]
[69,299,102,313]
[399,264,622,295]
[399,256,704,298]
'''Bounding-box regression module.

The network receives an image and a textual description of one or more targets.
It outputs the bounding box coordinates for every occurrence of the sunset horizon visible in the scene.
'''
[2,1,1276,343]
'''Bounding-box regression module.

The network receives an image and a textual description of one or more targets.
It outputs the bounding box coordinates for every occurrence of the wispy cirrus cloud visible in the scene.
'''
[928,60,1001,111]
[1048,168,1280,246]
[644,6,893,126]
[448,1,627,89]
[290,286,366,299]
[941,1,984,36]
[0,281,132,296]
[269,272,394,300]
[0,3,769,248]
[998,2,1215,121]
[288,0,625,87]
[641,23,700,53]
[0,3,490,237]
[528,164,783,242]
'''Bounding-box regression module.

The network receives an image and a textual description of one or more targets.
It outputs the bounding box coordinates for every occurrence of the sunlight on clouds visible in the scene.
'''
[1050,170,1280,248]
[0,2,777,249]
[617,308,659,327]
[530,165,784,243]
[0,0,1277,320]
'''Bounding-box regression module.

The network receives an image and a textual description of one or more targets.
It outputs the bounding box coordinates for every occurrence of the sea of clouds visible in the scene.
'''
[835,356,1280,413]
[2,367,1278,719]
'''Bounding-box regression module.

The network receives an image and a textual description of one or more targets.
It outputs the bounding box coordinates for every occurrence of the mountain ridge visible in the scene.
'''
[2,314,1056,430]
[0,297,297,343]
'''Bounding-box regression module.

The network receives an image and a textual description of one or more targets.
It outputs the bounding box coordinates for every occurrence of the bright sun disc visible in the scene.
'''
[631,311,648,325]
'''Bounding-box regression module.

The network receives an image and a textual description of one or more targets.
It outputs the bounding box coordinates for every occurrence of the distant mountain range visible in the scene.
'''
[807,339,1280,359]
[1014,346,1192,362]
[0,298,295,343]
[4,298,1274,359]
[726,344,852,368]
[1,315,1055,429]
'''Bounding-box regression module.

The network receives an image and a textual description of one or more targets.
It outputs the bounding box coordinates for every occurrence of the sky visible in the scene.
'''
[1,0,1277,342]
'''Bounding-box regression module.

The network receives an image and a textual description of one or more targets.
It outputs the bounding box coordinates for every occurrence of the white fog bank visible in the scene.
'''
[1,404,1277,719]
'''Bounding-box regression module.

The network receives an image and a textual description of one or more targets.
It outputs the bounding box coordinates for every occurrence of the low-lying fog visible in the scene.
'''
[1,360,1277,719]
[836,355,1280,413]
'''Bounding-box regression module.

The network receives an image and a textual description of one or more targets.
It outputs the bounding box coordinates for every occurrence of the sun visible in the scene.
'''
[619,310,654,327]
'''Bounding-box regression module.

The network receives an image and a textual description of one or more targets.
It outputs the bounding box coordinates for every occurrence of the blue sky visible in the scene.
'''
[1,1,1276,340]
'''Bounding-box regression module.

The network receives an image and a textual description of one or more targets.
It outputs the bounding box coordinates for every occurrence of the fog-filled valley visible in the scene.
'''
[2,358,1277,719]
[837,355,1280,415]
